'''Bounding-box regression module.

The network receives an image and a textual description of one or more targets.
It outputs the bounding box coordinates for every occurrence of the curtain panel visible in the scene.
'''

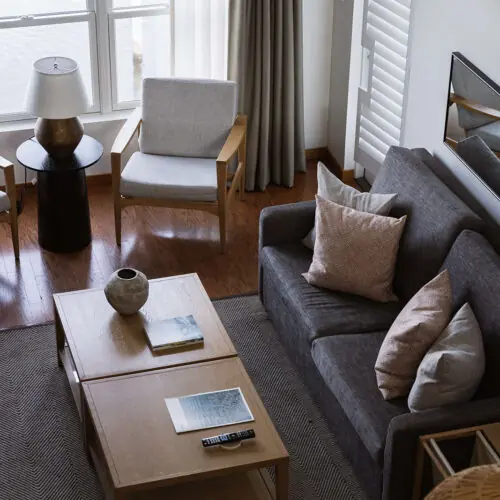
[229,0,306,191]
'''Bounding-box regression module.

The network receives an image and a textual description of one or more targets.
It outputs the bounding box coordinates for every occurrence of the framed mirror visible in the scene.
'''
[444,52,500,197]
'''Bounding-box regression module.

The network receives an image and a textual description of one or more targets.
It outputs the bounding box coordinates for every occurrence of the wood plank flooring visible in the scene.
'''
[0,165,317,330]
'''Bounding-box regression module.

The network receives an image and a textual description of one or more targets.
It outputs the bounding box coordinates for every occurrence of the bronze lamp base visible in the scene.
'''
[35,117,84,159]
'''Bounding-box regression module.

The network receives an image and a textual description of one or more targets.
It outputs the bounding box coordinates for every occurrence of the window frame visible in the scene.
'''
[0,0,177,122]
[0,1,101,122]
[106,1,174,111]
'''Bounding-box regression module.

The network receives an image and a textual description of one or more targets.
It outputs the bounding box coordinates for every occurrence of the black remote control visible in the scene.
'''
[202,429,255,447]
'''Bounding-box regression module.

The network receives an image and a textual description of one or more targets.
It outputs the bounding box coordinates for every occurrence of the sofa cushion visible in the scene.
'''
[440,230,500,398]
[312,332,409,465]
[261,244,401,344]
[371,147,484,302]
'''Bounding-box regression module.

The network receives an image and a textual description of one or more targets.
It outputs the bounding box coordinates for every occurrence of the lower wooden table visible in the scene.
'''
[82,357,289,500]
[54,273,237,417]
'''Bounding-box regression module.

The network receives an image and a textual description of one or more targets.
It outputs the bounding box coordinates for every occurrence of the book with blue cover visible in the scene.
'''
[144,314,204,352]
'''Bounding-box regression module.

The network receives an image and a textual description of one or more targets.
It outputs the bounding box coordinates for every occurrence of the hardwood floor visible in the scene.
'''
[0,165,317,330]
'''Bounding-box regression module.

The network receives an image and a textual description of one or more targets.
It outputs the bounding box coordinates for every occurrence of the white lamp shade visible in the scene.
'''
[25,57,89,119]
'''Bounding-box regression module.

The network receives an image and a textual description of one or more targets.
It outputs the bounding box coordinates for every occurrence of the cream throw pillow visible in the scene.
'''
[303,196,407,302]
[302,163,397,250]
[375,270,453,401]
[408,303,485,412]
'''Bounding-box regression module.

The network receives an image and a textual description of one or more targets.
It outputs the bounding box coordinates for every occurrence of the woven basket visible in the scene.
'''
[425,465,500,499]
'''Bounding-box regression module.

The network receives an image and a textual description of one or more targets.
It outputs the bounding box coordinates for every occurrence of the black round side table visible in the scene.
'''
[16,135,103,253]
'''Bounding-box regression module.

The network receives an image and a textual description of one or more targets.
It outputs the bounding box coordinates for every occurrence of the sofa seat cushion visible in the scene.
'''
[312,333,409,465]
[261,243,401,344]
[120,152,218,202]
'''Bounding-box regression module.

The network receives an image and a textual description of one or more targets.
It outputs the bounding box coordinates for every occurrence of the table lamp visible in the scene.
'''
[25,57,89,159]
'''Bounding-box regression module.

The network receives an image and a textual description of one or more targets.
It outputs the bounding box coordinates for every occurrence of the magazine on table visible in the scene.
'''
[165,387,255,433]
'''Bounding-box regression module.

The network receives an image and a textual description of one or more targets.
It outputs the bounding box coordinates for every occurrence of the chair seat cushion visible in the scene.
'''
[0,191,10,212]
[120,152,218,202]
[261,243,401,344]
[312,333,409,465]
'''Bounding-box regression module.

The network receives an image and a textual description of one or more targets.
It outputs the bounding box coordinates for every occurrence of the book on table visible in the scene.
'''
[144,314,204,352]
[165,387,255,434]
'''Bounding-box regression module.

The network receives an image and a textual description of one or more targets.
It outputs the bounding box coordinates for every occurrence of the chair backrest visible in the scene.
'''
[441,230,500,399]
[371,147,484,302]
[139,78,238,158]
[451,59,500,131]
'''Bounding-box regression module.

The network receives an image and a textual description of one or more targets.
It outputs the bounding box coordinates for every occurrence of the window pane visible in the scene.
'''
[1,0,86,17]
[0,22,94,115]
[112,0,168,8]
[114,15,171,103]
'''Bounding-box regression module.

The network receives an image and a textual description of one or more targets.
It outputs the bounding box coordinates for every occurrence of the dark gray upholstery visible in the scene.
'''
[312,333,408,466]
[261,244,401,343]
[257,147,498,500]
[371,147,484,302]
[440,230,500,398]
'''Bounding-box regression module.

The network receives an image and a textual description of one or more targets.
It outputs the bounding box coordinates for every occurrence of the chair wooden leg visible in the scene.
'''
[10,215,19,260]
[219,208,226,254]
[114,203,122,246]
[239,164,246,201]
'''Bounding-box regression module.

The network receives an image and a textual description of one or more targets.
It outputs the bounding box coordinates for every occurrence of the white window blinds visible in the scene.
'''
[355,0,413,176]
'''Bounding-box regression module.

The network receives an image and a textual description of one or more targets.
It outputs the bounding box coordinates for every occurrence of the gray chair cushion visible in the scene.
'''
[140,77,238,158]
[440,230,500,399]
[0,191,10,212]
[261,243,401,344]
[120,152,218,202]
[371,147,484,302]
[312,332,409,465]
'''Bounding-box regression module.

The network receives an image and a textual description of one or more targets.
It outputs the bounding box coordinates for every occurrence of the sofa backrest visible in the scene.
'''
[371,147,484,302]
[441,230,500,399]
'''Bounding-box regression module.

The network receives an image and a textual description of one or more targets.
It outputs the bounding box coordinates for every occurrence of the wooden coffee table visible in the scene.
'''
[54,273,237,417]
[82,357,289,500]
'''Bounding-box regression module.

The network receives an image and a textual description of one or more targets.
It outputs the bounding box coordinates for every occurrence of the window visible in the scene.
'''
[0,0,229,121]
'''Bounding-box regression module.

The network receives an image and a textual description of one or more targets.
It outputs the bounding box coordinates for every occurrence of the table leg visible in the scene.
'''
[276,460,289,500]
[37,169,91,252]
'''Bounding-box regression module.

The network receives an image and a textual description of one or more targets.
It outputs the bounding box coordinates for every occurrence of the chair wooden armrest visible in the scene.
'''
[0,155,19,259]
[450,93,500,121]
[0,155,16,204]
[217,115,248,165]
[111,107,142,159]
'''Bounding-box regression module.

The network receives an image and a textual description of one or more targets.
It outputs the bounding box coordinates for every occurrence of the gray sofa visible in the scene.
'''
[258,147,500,499]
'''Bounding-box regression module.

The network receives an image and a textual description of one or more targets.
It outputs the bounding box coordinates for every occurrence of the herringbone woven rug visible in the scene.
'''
[0,295,365,500]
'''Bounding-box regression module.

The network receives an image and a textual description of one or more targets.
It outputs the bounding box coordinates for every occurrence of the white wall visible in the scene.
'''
[302,0,334,149]
[327,0,355,167]
[403,0,500,223]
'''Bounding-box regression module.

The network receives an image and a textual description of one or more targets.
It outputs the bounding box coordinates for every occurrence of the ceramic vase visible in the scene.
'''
[104,268,149,315]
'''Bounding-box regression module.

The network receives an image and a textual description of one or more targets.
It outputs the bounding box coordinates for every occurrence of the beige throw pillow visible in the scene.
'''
[375,270,453,400]
[303,196,407,302]
[302,163,398,250]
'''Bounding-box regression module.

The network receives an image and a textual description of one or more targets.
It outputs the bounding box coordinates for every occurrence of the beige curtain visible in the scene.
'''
[228,0,306,191]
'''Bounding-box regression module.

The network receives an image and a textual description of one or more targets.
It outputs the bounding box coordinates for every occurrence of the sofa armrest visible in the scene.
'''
[383,397,500,500]
[259,201,316,251]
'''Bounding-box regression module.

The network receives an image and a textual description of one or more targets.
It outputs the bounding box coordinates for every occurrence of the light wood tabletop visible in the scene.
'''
[54,273,237,382]
[82,357,289,499]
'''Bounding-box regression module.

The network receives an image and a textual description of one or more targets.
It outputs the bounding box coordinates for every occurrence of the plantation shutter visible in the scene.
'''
[355,0,414,177]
